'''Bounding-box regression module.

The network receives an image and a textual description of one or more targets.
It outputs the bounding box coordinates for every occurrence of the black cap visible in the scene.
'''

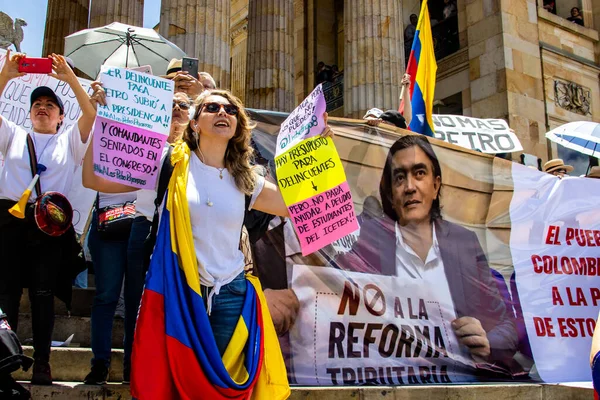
[380,110,407,129]
[30,86,64,115]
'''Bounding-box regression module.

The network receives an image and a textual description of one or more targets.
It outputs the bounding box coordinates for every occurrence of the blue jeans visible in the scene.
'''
[88,212,131,367]
[203,273,247,356]
[123,216,152,373]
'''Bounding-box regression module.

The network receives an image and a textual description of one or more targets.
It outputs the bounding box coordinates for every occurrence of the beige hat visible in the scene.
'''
[587,166,600,179]
[161,58,182,79]
[543,159,574,173]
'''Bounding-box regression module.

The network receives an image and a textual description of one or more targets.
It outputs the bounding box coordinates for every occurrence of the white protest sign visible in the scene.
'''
[510,165,600,382]
[93,65,174,189]
[431,114,522,154]
[290,265,477,385]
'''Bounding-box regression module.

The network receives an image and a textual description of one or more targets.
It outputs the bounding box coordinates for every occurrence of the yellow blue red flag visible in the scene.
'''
[402,0,438,136]
[131,142,290,399]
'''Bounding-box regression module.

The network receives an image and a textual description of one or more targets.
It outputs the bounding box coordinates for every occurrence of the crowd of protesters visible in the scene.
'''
[0,45,598,399]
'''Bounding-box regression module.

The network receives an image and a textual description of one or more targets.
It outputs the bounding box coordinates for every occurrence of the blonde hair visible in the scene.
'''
[183,90,257,195]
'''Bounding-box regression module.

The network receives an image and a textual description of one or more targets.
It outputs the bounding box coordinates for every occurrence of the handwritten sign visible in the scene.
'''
[276,85,327,156]
[275,85,359,255]
[432,115,523,154]
[93,66,174,189]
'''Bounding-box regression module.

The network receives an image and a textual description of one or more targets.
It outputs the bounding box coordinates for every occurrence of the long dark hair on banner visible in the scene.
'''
[379,135,443,222]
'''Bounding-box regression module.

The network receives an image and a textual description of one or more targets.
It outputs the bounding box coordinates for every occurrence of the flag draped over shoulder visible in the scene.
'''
[403,0,437,136]
[131,142,290,400]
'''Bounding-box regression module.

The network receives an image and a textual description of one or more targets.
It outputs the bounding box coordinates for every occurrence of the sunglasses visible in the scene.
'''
[173,101,191,110]
[202,102,238,116]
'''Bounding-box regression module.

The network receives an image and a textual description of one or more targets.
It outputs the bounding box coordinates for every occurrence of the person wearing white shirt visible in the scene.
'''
[336,135,520,377]
[0,51,98,385]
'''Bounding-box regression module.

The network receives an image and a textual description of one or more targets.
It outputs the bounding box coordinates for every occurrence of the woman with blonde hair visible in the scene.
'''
[83,89,331,398]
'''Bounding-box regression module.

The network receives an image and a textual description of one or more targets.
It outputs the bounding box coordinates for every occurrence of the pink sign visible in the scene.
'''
[276,84,327,156]
[288,181,359,256]
[92,116,166,189]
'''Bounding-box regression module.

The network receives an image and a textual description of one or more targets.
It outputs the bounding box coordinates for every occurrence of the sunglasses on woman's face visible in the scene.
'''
[173,101,191,110]
[202,102,238,116]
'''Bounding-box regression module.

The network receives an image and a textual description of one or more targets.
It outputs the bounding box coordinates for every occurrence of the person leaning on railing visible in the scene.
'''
[0,50,100,385]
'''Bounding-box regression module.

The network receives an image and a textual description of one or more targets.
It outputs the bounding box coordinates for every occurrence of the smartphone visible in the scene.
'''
[181,57,199,75]
[18,57,52,74]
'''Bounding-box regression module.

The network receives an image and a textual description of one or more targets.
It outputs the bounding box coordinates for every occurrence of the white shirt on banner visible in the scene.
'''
[0,116,88,202]
[395,223,476,369]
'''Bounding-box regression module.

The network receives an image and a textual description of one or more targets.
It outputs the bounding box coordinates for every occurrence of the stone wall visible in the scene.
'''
[42,0,89,57]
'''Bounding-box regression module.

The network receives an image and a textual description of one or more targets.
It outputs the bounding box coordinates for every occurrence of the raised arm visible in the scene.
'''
[82,140,139,193]
[48,54,96,143]
[253,115,334,217]
[401,73,412,125]
[0,50,26,129]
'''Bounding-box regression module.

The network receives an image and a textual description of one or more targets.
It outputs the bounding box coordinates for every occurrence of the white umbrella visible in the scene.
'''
[64,22,186,78]
[545,121,600,159]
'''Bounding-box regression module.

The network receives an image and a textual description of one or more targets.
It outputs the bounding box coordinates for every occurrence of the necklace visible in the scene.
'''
[32,132,57,166]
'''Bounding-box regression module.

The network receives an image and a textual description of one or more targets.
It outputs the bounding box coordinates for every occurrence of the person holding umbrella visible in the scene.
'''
[0,50,99,385]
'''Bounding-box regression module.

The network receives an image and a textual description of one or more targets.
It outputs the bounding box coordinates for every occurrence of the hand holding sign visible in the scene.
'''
[276,85,359,255]
[92,66,174,189]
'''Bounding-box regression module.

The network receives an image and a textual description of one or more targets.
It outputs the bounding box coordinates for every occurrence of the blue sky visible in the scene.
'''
[3,0,161,56]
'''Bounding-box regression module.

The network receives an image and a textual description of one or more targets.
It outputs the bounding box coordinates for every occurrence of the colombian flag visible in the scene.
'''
[131,142,290,400]
[402,0,437,136]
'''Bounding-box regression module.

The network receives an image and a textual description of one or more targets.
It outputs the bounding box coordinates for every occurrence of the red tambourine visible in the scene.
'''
[34,192,73,237]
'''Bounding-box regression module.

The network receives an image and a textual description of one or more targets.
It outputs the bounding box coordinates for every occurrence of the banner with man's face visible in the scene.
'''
[247,110,599,385]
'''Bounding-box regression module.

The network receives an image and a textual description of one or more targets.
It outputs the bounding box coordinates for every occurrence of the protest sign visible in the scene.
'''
[93,65,174,189]
[432,114,522,154]
[275,85,359,255]
[510,164,600,383]
[290,265,478,385]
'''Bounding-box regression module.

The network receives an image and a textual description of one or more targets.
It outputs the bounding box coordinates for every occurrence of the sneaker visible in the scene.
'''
[84,362,109,385]
[31,361,52,385]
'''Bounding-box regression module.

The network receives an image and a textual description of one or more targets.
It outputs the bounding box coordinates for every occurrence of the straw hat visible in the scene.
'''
[161,58,182,79]
[587,166,600,179]
[543,159,574,173]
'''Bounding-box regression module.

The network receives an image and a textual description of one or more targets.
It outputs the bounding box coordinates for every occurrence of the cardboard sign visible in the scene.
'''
[275,85,359,255]
[93,66,174,189]
[432,115,523,154]
[276,85,327,156]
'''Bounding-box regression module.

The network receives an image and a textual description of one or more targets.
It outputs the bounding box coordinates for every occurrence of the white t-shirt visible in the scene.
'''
[186,153,264,304]
[395,223,476,370]
[0,116,88,202]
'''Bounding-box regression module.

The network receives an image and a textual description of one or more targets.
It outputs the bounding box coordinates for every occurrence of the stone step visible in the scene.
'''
[19,288,96,317]
[14,346,124,383]
[15,382,594,400]
[16,314,125,349]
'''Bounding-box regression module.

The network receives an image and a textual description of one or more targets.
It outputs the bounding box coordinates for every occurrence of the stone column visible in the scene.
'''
[245,0,295,111]
[343,0,404,118]
[89,0,144,28]
[160,0,231,89]
[42,0,89,56]
[230,20,248,101]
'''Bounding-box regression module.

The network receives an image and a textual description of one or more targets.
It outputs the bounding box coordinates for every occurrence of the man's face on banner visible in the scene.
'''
[391,145,441,226]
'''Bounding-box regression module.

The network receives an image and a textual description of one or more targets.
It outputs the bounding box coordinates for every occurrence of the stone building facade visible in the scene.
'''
[42,0,600,167]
